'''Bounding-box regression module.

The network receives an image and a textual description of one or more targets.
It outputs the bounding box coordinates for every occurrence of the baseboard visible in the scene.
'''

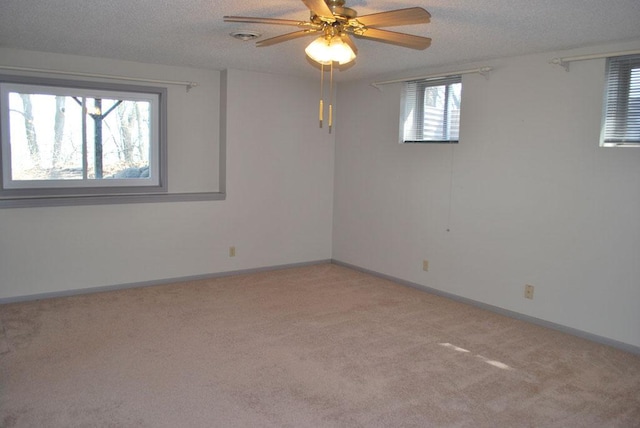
[0,259,332,305]
[331,259,640,356]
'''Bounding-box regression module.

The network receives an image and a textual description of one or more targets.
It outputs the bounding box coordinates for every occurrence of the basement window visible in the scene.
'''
[601,54,640,147]
[401,75,462,143]
[0,75,167,199]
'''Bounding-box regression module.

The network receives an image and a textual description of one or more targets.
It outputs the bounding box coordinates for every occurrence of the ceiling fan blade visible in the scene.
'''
[341,33,358,55]
[356,7,431,28]
[301,0,333,18]
[353,28,431,50]
[224,16,308,27]
[256,30,318,47]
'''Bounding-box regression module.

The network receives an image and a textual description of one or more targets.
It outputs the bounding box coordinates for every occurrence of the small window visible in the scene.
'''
[0,75,167,198]
[401,75,462,143]
[601,54,640,147]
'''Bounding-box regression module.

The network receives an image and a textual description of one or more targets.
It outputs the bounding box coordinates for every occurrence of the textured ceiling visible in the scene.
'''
[1,0,639,82]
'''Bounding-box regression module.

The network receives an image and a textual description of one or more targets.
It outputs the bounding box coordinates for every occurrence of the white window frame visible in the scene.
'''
[600,54,640,147]
[400,75,462,144]
[0,74,167,199]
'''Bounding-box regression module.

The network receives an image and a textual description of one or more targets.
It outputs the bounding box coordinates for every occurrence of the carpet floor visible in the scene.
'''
[1,263,639,427]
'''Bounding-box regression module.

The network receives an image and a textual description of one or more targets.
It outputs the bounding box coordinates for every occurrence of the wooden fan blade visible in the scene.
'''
[353,28,431,50]
[301,0,333,18]
[356,7,431,27]
[256,30,318,47]
[341,33,358,55]
[224,16,307,27]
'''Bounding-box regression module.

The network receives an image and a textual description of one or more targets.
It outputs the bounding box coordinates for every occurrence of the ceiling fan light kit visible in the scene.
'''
[305,36,356,65]
[224,0,432,131]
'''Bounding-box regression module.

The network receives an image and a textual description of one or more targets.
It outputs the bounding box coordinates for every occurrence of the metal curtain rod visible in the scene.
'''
[371,67,493,90]
[0,65,199,91]
[549,48,640,71]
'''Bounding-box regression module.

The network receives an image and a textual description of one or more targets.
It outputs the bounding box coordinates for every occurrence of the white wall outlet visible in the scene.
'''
[524,284,534,300]
[229,246,236,257]
[423,260,429,272]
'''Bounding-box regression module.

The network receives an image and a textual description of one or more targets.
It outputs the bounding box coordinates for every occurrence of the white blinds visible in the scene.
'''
[402,75,462,143]
[602,54,640,147]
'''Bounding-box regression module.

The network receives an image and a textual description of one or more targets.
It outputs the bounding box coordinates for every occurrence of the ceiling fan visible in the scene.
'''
[224,0,431,132]
[224,0,432,63]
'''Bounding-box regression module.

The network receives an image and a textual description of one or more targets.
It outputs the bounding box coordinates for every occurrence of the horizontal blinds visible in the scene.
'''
[402,75,462,143]
[602,54,640,146]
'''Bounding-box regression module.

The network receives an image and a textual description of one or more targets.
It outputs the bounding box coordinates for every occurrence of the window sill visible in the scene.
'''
[0,191,225,208]
[403,140,459,144]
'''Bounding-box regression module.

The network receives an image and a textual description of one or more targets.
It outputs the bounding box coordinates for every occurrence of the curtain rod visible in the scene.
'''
[0,65,198,91]
[370,67,493,90]
[549,49,640,71]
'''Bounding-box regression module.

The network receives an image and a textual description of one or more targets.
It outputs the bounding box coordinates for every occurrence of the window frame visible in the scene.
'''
[0,74,168,199]
[400,75,462,144]
[600,54,640,147]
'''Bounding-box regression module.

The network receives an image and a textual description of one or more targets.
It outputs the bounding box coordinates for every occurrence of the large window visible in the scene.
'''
[601,54,640,147]
[401,75,462,143]
[0,75,167,198]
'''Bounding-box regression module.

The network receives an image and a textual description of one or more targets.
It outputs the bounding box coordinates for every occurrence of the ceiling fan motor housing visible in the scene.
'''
[325,0,357,20]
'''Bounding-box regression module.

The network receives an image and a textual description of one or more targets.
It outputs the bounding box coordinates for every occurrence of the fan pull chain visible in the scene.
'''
[319,63,324,128]
[328,61,334,134]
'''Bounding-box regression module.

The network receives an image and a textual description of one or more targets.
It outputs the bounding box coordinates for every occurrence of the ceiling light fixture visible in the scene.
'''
[305,36,356,65]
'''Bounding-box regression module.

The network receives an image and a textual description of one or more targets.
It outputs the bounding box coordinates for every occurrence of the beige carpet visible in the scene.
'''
[1,263,639,427]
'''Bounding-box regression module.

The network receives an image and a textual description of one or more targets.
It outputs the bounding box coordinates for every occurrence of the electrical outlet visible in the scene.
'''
[423,260,429,272]
[229,246,236,257]
[524,284,534,300]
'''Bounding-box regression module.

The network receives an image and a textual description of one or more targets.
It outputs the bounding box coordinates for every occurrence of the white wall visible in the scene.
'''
[0,51,334,299]
[222,68,334,269]
[332,40,640,348]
